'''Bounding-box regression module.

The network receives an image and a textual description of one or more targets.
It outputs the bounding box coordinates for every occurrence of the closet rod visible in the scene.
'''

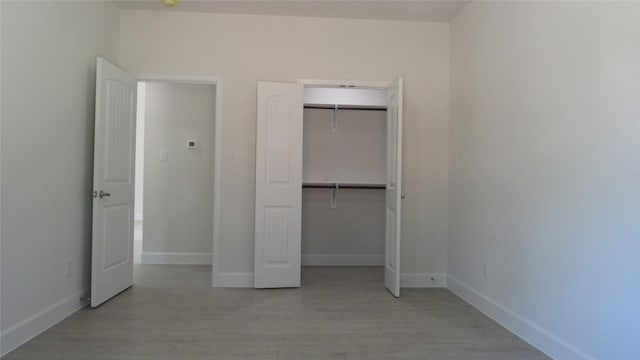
[304,104,387,112]
[302,184,386,190]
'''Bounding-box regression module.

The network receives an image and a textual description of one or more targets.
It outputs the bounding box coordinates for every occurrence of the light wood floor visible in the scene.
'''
[4,266,549,359]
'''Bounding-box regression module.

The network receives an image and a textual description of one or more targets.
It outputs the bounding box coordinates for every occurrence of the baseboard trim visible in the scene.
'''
[213,272,254,287]
[211,271,447,288]
[446,274,594,360]
[1,288,89,357]
[401,273,447,287]
[140,252,212,265]
[302,254,384,266]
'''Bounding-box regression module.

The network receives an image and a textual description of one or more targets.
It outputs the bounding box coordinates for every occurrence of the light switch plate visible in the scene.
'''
[160,150,168,162]
[228,146,239,159]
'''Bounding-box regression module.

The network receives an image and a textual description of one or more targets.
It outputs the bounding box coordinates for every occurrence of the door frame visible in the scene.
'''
[297,77,401,287]
[298,78,392,89]
[136,73,223,287]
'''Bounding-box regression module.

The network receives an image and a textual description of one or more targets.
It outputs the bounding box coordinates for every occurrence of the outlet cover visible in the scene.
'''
[186,139,198,149]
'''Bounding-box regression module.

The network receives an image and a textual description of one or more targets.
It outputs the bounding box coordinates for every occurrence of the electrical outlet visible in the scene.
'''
[66,259,72,278]
[186,139,198,149]
[482,262,488,280]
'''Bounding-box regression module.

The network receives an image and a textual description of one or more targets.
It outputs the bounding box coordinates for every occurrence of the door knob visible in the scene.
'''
[99,190,111,198]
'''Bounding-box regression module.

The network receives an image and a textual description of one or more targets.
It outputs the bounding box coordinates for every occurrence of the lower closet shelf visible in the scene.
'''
[302,181,386,190]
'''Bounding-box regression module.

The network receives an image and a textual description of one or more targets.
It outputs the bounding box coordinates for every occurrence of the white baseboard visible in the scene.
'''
[1,288,89,357]
[302,254,384,266]
[213,272,254,287]
[446,274,593,360]
[211,271,447,288]
[401,273,447,288]
[140,252,212,265]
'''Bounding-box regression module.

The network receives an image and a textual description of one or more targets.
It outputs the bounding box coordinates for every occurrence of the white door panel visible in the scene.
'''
[385,77,403,297]
[254,81,304,288]
[91,57,137,307]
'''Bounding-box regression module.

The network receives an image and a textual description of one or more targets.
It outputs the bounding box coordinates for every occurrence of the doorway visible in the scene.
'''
[300,86,389,293]
[133,77,222,282]
[252,78,403,296]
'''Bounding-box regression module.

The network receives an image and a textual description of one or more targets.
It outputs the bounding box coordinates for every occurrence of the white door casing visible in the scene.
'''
[254,81,304,288]
[91,57,137,307]
[385,77,404,297]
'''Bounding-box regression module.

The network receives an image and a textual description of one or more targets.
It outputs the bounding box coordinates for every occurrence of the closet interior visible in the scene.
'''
[253,79,402,295]
[301,87,388,273]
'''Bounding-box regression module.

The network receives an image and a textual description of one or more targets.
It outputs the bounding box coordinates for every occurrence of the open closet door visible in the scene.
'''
[254,81,304,288]
[91,57,137,307]
[385,77,404,297]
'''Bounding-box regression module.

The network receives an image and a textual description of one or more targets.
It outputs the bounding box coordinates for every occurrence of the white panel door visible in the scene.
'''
[254,81,304,288]
[91,57,137,307]
[385,77,404,297]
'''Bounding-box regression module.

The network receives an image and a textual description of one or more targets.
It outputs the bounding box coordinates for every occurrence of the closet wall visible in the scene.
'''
[449,2,640,358]
[302,107,386,265]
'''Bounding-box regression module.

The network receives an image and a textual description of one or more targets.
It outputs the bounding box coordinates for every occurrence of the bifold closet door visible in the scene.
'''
[254,81,304,288]
[385,77,404,297]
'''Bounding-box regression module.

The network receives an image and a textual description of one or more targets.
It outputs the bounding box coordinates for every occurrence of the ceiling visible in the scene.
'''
[113,0,471,22]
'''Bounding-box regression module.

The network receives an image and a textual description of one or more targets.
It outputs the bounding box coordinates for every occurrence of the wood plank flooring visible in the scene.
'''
[4,266,549,359]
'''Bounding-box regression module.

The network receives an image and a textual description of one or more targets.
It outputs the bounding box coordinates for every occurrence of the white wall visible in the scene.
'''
[119,11,450,279]
[449,2,640,359]
[141,82,215,262]
[302,189,385,264]
[303,109,386,184]
[0,0,120,355]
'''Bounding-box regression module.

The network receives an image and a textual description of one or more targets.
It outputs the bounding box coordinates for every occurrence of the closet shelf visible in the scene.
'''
[302,180,386,190]
[304,104,387,112]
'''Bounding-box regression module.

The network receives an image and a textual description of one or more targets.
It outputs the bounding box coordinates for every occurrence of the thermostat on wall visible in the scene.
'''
[186,139,199,149]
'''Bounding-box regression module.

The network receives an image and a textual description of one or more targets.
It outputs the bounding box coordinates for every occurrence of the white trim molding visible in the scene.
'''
[213,272,254,287]
[140,252,212,265]
[297,78,392,89]
[1,289,89,357]
[401,273,447,288]
[136,73,222,85]
[446,274,594,360]
[302,254,384,266]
